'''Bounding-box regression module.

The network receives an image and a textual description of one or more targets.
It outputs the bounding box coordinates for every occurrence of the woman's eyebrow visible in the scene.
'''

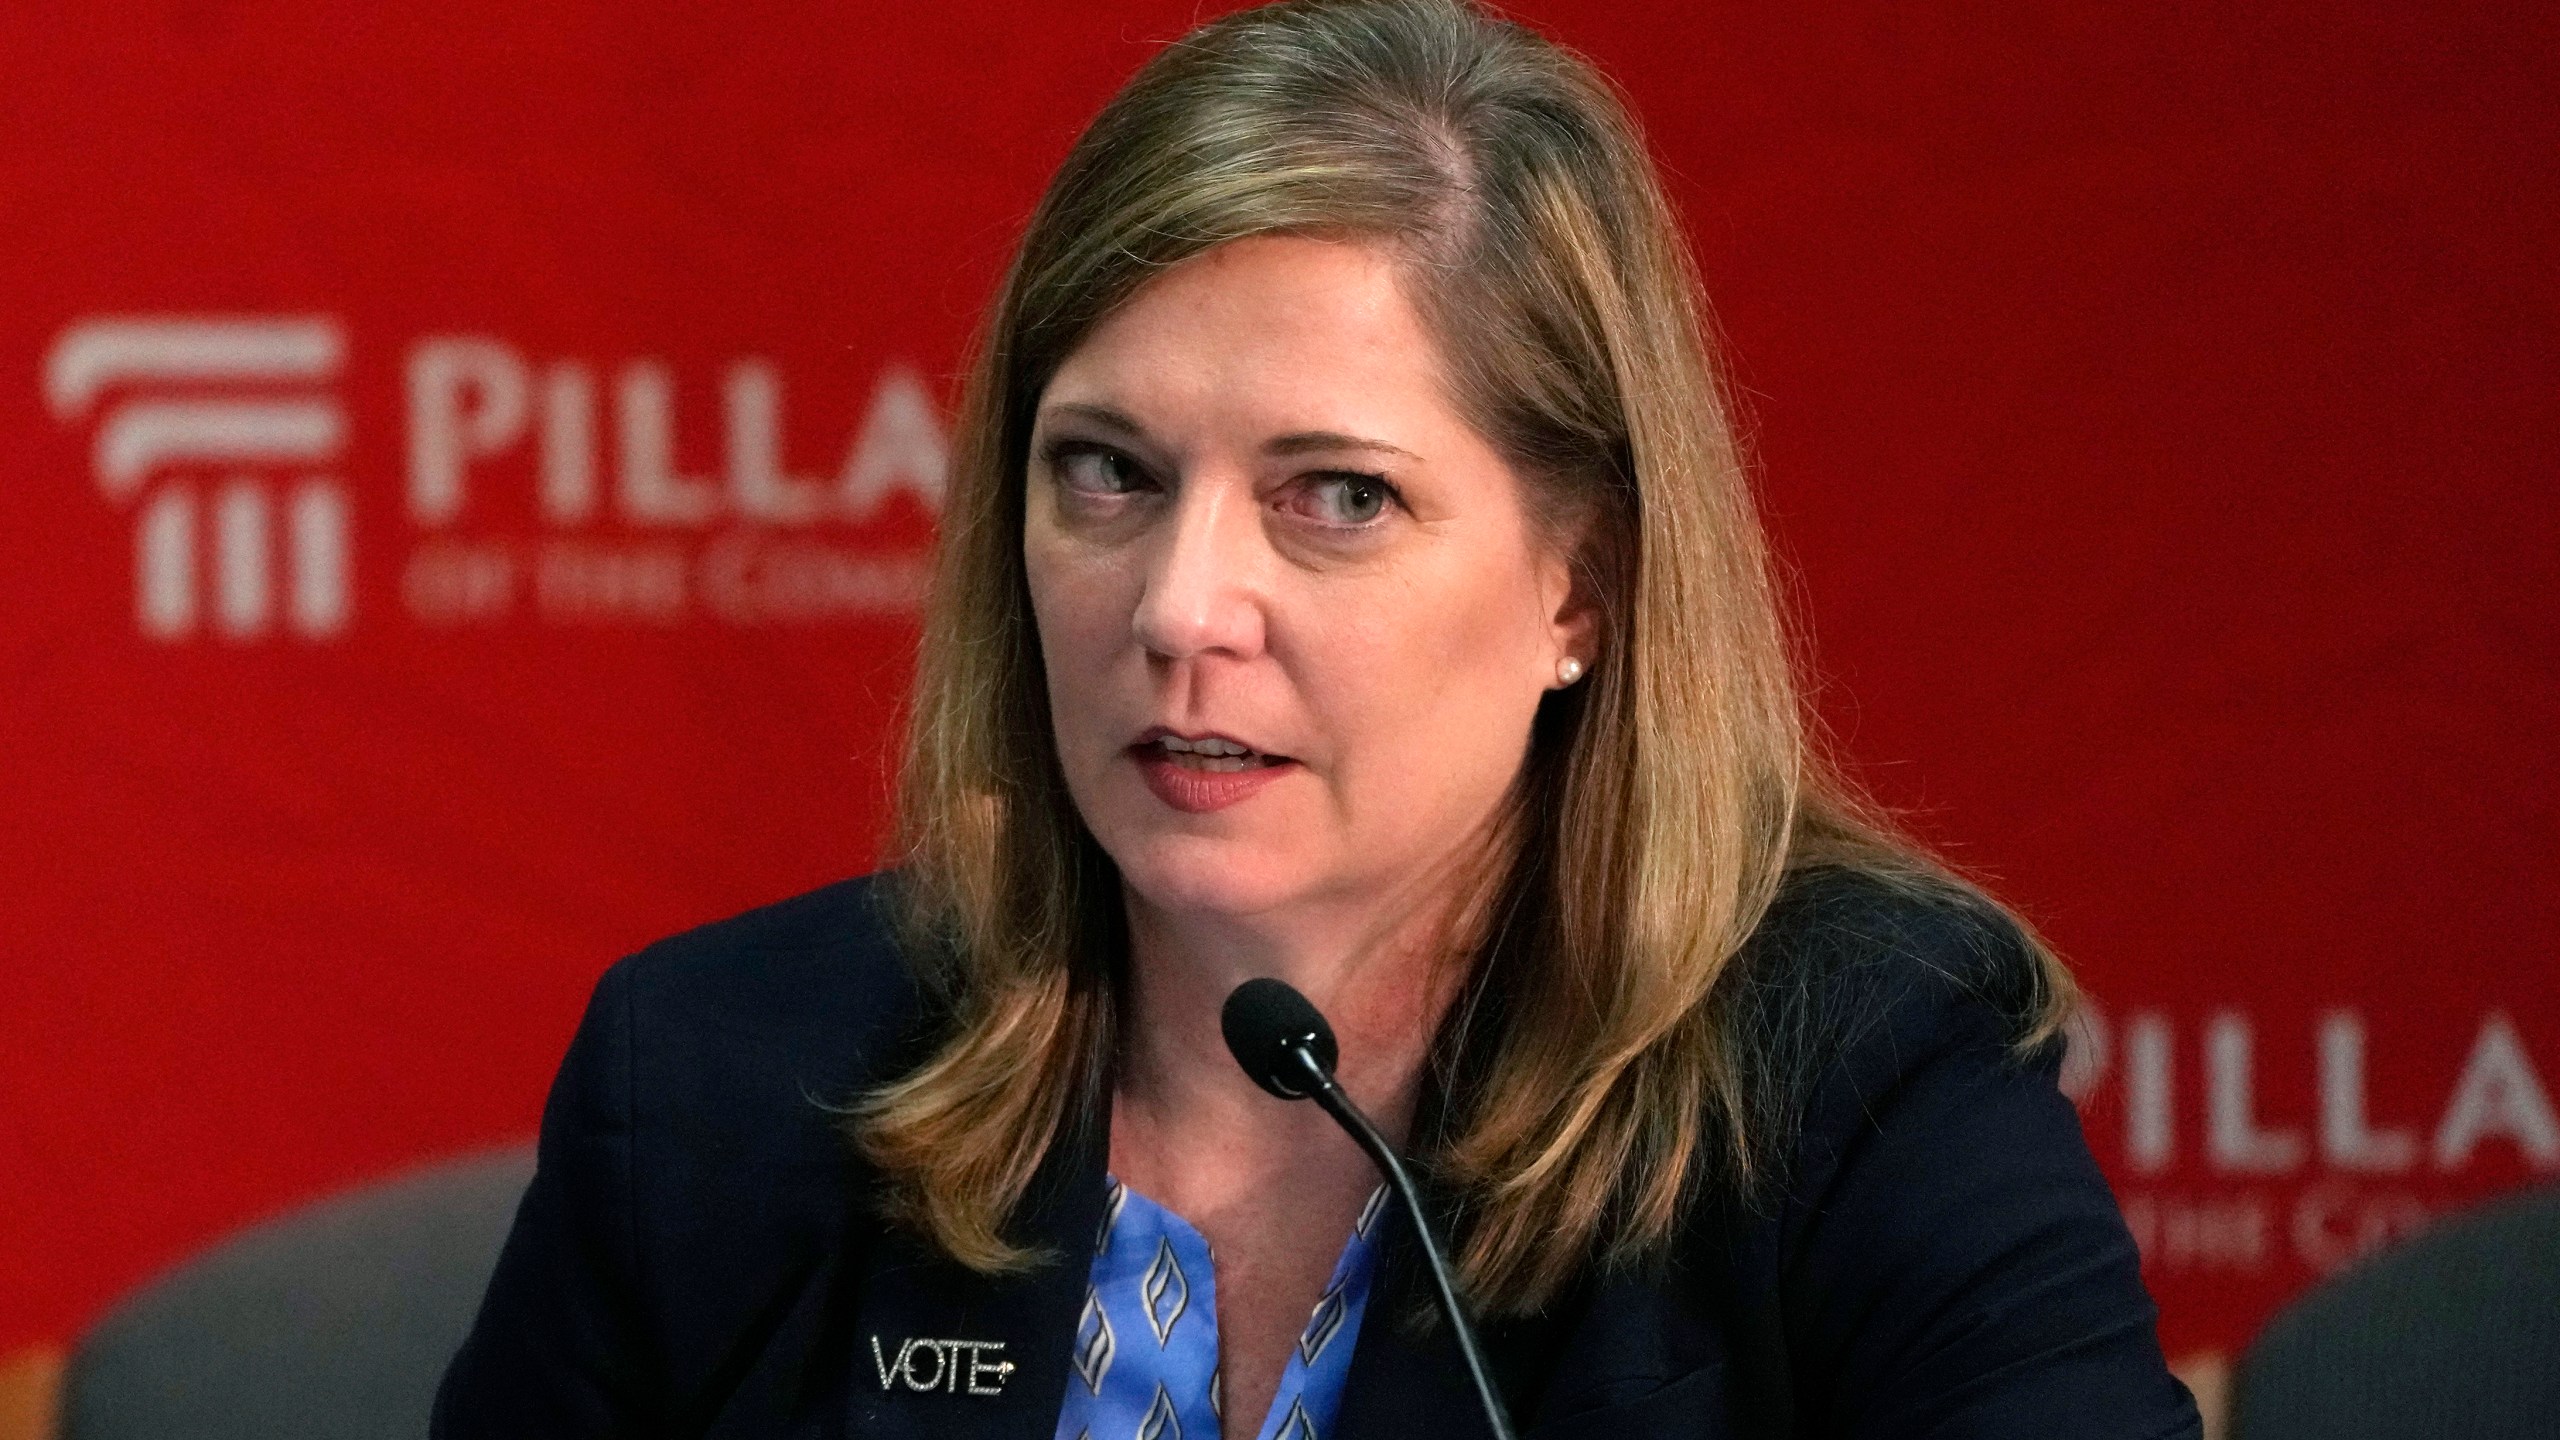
[1038,404,1419,465]
[1038,401,1148,437]
[1266,430,1421,463]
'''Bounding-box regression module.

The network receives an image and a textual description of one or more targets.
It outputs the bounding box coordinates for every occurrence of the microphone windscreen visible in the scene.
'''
[1221,977,1340,1099]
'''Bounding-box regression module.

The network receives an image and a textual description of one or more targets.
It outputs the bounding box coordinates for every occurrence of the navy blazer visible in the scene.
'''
[434,870,2200,1439]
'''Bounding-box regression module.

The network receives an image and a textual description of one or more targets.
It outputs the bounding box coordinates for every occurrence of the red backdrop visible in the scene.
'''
[5,0,2554,1371]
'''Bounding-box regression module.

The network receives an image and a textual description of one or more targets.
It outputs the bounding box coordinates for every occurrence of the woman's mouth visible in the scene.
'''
[1130,732,1297,813]
[1143,733,1290,772]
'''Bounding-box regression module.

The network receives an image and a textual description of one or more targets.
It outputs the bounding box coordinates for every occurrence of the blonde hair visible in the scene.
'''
[859,0,2072,1314]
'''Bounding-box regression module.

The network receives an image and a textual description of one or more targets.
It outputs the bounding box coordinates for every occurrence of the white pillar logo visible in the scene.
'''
[45,316,353,641]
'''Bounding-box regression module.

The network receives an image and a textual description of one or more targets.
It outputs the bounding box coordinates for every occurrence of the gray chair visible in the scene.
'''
[2232,1183,2560,1440]
[63,1145,533,1440]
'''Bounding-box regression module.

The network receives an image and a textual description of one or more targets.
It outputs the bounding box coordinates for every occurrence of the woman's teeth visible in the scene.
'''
[1152,736,1268,772]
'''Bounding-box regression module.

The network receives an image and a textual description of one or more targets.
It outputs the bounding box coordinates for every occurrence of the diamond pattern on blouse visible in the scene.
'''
[1141,1236,1191,1346]
[1299,1275,1351,1364]
[1073,1285,1116,1394]
[1352,1184,1388,1239]
[1098,1178,1128,1252]
[1053,1178,1375,1440]
[1274,1397,1319,1440]
[1136,1382,1183,1440]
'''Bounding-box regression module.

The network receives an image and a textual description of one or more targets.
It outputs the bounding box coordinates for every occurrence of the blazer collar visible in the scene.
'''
[843,1104,1113,1440]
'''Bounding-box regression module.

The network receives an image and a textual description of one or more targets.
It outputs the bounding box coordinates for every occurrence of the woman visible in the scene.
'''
[437,1,2199,1437]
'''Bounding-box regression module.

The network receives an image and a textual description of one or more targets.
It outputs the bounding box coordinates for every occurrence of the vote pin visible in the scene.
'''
[870,1335,1015,1397]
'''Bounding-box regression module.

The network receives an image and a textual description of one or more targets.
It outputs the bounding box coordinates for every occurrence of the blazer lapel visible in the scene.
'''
[1331,1207,1519,1440]
[844,1110,1111,1440]
[1331,1211,1745,1440]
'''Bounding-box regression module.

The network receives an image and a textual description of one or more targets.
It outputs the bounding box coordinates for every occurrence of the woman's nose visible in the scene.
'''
[1129,478,1266,662]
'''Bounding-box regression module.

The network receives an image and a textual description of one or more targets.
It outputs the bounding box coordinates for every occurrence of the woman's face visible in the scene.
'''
[1023,234,1587,927]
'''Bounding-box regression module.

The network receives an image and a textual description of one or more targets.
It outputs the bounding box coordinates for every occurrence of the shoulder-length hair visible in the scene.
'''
[859,0,2073,1314]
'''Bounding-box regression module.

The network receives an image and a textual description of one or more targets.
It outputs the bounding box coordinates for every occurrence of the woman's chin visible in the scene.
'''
[1107,835,1317,921]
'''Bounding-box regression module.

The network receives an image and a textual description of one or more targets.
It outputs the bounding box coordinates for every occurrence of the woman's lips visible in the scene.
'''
[1130,744,1297,813]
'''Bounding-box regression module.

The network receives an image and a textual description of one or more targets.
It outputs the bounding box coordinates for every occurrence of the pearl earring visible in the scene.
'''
[1556,656,1585,686]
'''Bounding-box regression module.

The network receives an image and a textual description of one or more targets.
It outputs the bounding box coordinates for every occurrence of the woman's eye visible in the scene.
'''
[1052,444,1147,496]
[1302,473,1394,525]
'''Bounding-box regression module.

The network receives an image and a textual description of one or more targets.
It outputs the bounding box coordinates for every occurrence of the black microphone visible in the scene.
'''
[1220,978,1518,1440]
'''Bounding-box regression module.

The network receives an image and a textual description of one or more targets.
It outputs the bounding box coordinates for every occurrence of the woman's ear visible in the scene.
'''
[1538,538,1602,688]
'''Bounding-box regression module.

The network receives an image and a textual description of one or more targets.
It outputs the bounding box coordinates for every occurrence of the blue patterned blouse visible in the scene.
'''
[1055,1176,1390,1440]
